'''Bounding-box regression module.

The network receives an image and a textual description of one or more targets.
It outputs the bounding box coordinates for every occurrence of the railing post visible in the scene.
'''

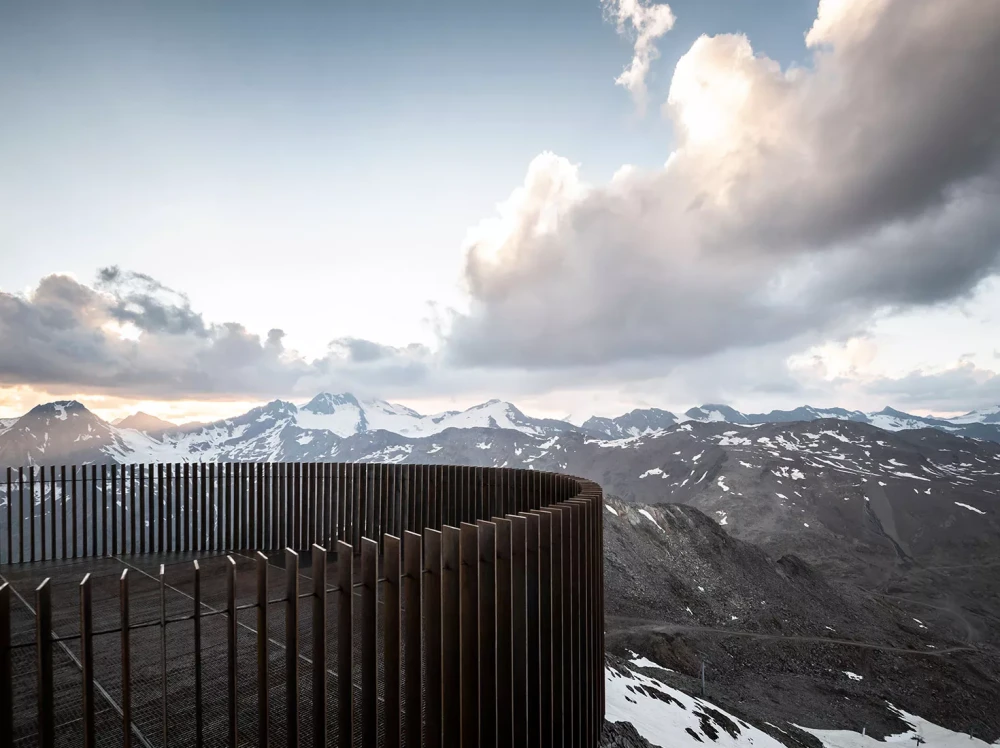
[194,560,204,747]
[39,466,46,561]
[312,544,327,746]
[423,528,442,748]
[121,569,132,748]
[534,510,553,748]
[403,530,422,747]
[226,556,238,747]
[285,548,299,748]
[384,534,401,748]
[256,552,270,748]
[29,467,35,563]
[336,540,353,748]
[80,573,95,748]
[111,465,118,556]
[522,512,541,748]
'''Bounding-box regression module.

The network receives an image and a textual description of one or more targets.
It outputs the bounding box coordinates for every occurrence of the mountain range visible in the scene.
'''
[1,393,999,745]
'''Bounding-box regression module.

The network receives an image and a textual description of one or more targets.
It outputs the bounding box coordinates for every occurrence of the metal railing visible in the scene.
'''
[0,462,604,748]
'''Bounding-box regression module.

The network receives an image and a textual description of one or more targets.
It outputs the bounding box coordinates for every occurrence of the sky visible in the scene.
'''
[2,0,1000,424]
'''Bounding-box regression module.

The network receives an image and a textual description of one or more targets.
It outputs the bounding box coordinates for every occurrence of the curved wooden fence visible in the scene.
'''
[0,463,604,748]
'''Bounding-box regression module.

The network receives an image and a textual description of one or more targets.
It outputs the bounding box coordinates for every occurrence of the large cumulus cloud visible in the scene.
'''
[449,0,1000,368]
[0,269,433,400]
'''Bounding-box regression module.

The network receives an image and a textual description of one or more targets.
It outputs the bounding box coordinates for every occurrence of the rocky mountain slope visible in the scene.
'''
[602,499,1000,746]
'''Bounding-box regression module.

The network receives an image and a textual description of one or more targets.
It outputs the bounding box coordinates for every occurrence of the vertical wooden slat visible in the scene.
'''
[72,467,78,559]
[207,463,215,553]
[361,537,378,747]
[293,462,302,551]
[5,469,11,564]
[173,464,181,553]
[441,525,460,748]
[511,514,528,748]
[121,570,132,748]
[80,573,95,748]
[226,556,238,748]
[49,466,57,560]
[189,463,198,553]
[100,464,107,557]
[422,528,442,748]
[158,463,165,553]
[130,464,138,554]
[285,548,299,748]
[139,464,147,555]
[402,530,422,746]
[4,468,10,564]
[256,552,270,748]
[478,519,497,748]
[312,544,327,746]
[223,463,231,551]
[91,465,100,555]
[336,540,353,748]
[39,466,46,561]
[460,522,481,748]
[111,465,118,556]
[18,468,25,563]
[194,560,204,747]
[0,583,12,743]
[492,516,513,748]
[29,467,35,563]
[384,534,401,748]
[270,463,279,550]
[37,579,55,748]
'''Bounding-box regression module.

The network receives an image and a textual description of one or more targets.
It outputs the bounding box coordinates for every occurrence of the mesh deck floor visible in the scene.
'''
[1,550,406,748]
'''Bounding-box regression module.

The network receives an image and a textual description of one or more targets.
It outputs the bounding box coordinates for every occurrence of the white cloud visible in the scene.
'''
[603,0,676,112]
[452,0,1000,375]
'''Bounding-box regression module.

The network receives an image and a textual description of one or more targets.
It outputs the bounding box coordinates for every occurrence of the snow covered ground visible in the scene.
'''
[607,664,1000,748]
[796,703,1000,748]
[606,664,786,748]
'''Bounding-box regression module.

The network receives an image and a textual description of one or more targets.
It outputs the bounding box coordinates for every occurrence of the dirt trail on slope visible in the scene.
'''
[606,615,976,656]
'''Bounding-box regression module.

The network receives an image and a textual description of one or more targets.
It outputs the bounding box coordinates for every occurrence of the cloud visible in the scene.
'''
[863,363,1000,412]
[603,0,676,112]
[451,0,1000,370]
[0,271,436,401]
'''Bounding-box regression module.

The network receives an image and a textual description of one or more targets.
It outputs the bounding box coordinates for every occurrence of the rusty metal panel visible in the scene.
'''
[0,584,11,737]
[194,561,204,746]
[256,552,270,748]
[423,528,442,748]
[491,516,513,748]
[286,548,300,748]
[336,540,353,748]
[543,508,564,748]
[510,513,528,748]
[312,544,327,746]
[460,523,480,748]
[79,574,95,748]
[120,570,132,748]
[361,537,378,747]
[534,510,553,748]
[37,579,55,748]
[384,534,401,748]
[402,530,422,746]
[477,520,497,748]
[226,556,238,748]
[441,525,460,748]
[521,512,541,748]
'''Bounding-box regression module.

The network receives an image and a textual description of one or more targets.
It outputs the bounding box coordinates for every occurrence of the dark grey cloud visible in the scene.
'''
[864,363,1000,412]
[0,272,434,400]
[449,0,1000,368]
